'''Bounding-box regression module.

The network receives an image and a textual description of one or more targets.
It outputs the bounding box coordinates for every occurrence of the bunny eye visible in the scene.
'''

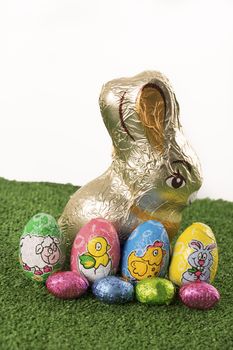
[166,171,186,189]
[203,253,207,260]
[198,252,202,259]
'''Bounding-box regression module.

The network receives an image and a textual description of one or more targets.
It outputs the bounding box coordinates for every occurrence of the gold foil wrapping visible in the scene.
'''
[59,71,202,243]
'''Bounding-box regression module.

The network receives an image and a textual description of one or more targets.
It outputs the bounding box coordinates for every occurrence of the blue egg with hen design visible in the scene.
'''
[121,220,170,283]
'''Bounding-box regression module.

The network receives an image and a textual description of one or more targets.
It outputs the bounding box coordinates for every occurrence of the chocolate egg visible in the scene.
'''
[121,220,170,282]
[19,213,66,283]
[46,271,89,299]
[169,222,218,286]
[70,218,120,283]
[136,277,175,305]
[92,276,134,304]
[179,282,220,309]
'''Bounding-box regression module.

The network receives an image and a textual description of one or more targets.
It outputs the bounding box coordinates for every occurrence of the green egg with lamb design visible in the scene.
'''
[19,213,66,283]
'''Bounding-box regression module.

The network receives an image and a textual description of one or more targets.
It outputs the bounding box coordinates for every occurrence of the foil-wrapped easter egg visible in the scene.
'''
[71,218,120,283]
[136,277,175,305]
[169,222,218,286]
[121,220,170,282]
[92,276,134,304]
[179,282,220,310]
[46,271,89,299]
[19,213,66,283]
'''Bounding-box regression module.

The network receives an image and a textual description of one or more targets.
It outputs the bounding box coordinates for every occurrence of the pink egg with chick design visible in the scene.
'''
[70,218,120,283]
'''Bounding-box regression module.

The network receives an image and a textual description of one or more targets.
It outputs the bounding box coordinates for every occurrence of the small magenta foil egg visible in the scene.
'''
[46,271,89,299]
[179,282,220,310]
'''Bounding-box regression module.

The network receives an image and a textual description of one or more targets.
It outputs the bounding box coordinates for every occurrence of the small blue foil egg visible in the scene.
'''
[121,220,170,282]
[92,276,134,304]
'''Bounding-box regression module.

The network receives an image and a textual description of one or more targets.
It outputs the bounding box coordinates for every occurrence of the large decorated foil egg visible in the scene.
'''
[46,271,89,299]
[92,276,134,304]
[169,222,218,286]
[136,277,175,305]
[121,220,170,282]
[19,213,66,283]
[70,218,120,283]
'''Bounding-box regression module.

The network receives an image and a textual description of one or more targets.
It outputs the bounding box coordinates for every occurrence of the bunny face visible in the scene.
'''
[188,240,216,269]
[100,71,202,233]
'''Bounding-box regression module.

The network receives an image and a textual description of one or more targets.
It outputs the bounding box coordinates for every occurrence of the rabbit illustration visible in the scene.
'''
[59,71,202,243]
[182,240,216,283]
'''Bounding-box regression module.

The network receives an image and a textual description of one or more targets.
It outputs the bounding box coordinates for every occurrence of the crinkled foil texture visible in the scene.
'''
[59,71,202,243]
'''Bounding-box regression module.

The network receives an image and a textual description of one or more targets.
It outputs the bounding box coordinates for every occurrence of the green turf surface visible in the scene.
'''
[0,177,232,350]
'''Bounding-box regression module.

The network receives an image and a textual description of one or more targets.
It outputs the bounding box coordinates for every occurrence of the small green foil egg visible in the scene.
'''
[136,277,175,305]
[19,213,66,283]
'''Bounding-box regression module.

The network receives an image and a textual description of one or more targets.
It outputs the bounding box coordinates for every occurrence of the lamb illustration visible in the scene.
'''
[182,240,216,284]
[20,234,61,275]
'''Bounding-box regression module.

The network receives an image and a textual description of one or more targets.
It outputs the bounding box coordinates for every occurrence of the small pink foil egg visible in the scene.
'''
[71,218,120,283]
[46,271,89,299]
[179,282,220,310]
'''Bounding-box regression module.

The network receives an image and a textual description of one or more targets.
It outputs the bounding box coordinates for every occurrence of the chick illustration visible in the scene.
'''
[128,241,166,280]
[79,236,111,270]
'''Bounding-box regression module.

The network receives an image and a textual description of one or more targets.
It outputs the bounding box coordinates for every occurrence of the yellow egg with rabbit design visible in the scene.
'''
[169,222,218,286]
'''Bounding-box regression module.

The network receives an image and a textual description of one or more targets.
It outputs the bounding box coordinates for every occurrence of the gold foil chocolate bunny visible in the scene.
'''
[59,71,202,243]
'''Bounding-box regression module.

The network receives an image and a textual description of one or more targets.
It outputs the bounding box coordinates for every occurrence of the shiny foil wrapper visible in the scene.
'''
[136,277,175,305]
[92,276,134,304]
[59,71,202,243]
[179,282,220,310]
[46,271,89,299]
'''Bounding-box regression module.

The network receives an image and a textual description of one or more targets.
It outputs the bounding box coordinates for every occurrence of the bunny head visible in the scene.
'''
[99,71,202,219]
[188,240,216,269]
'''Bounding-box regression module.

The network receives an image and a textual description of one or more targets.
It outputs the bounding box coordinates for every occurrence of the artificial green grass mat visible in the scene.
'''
[0,177,233,350]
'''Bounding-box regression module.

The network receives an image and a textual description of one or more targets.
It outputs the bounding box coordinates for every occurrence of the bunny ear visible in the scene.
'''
[136,83,166,154]
[99,71,179,154]
[206,243,216,251]
[189,240,203,250]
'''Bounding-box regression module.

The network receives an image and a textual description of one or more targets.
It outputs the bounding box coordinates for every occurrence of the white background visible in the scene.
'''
[1,0,233,201]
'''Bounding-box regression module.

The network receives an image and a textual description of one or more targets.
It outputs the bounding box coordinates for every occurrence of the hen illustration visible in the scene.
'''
[128,241,166,280]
